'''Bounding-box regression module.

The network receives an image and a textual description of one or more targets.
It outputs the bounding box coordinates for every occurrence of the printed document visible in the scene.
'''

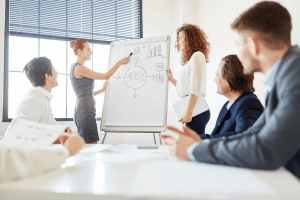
[1,118,66,148]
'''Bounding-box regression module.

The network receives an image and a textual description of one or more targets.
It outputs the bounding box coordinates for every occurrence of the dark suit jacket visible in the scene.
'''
[191,45,300,179]
[199,93,264,139]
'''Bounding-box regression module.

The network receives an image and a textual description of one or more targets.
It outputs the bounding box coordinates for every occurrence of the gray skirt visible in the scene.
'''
[74,95,99,143]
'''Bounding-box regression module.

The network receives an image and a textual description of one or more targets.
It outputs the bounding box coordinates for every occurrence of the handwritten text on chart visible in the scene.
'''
[125,66,147,89]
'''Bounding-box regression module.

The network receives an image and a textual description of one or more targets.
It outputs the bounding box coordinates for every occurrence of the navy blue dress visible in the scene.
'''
[70,63,99,143]
[185,110,210,135]
[199,93,264,139]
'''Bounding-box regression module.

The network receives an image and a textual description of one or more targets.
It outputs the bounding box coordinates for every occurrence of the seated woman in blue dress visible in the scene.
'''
[199,54,264,139]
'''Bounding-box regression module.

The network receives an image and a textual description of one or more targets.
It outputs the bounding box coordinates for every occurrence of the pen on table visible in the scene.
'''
[137,146,159,149]
[128,52,133,58]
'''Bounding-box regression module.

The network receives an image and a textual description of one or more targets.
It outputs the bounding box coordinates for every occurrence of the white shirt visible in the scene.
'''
[0,145,69,182]
[176,52,207,98]
[227,102,233,110]
[5,87,59,136]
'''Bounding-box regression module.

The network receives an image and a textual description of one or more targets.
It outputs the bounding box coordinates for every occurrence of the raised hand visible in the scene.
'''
[119,57,130,65]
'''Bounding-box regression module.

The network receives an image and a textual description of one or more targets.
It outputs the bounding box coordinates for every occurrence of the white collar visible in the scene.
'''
[227,101,234,110]
[35,86,53,100]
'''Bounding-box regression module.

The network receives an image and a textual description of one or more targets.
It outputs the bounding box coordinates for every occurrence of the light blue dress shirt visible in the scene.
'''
[187,58,282,161]
[263,58,282,91]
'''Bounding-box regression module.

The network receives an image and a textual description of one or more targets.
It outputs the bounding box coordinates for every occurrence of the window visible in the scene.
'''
[3,0,143,121]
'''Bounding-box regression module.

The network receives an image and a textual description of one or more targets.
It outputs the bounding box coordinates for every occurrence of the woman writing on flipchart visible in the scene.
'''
[70,39,129,144]
[166,24,211,134]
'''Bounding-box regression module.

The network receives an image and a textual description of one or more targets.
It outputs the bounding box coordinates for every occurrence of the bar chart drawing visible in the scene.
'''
[147,44,162,58]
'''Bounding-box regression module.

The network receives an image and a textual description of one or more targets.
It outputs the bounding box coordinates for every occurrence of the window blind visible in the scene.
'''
[9,0,143,43]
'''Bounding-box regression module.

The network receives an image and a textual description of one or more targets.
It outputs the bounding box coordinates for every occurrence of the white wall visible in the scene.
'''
[1,0,300,144]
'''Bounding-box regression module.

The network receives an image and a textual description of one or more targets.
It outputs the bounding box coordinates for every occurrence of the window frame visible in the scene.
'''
[3,0,143,122]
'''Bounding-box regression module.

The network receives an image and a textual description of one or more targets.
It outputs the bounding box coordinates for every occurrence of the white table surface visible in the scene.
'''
[1,144,300,200]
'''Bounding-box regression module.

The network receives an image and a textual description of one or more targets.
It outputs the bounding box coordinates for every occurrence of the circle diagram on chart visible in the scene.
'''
[124,66,147,89]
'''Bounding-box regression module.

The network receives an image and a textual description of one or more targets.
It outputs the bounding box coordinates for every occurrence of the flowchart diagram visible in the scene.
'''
[112,44,165,98]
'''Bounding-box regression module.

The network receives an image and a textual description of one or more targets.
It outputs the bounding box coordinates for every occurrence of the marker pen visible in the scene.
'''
[128,52,133,58]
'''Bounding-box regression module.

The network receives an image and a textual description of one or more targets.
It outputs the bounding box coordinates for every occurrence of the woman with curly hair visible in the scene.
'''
[166,23,211,134]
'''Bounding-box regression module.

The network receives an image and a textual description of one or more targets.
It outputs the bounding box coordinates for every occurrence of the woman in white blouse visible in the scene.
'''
[167,23,211,134]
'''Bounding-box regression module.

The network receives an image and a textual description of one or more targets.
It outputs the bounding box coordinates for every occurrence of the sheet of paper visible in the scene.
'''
[79,144,112,153]
[129,162,277,198]
[105,40,168,126]
[172,94,209,119]
[1,118,66,148]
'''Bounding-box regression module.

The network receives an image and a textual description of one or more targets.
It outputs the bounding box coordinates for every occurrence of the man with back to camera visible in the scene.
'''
[163,1,300,179]
[5,57,72,142]
[198,54,263,139]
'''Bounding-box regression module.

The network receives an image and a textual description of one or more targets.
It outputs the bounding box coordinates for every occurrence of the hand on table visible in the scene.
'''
[161,126,202,160]
[63,134,86,157]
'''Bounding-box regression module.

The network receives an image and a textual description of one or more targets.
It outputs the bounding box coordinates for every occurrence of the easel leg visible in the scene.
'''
[153,133,157,145]
[102,132,107,144]
[158,132,162,145]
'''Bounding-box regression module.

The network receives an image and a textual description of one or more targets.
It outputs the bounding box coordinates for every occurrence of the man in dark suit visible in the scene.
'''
[163,1,300,179]
[199,54,263,139]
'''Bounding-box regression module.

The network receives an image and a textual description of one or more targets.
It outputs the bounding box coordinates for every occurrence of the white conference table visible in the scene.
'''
[1,144,300,200]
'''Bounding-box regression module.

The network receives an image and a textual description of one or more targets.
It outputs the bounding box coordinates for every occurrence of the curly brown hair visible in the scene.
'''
[175,23,210,65]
